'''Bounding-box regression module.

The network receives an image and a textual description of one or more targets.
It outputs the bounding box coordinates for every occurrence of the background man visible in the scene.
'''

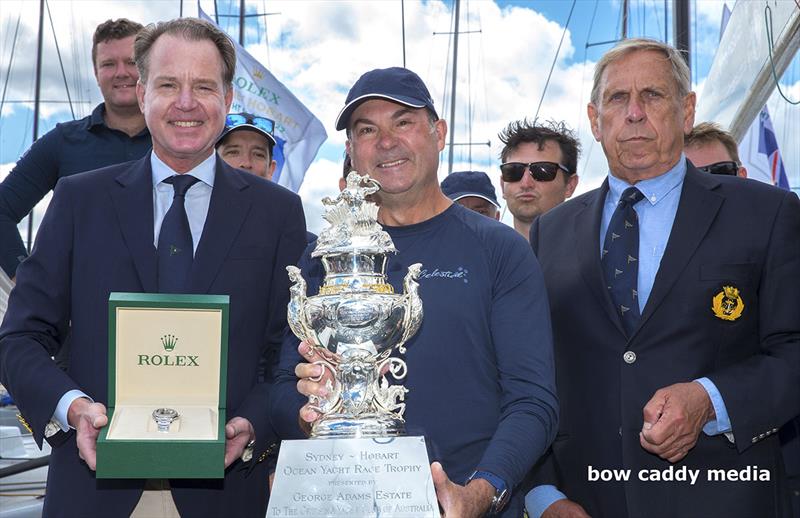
[440,170,501,219]
[216,112,277,180]
[527,38,800,518]
[498,119,580,240]
[0,18,151,279]
[271,67,558,518]
[0,18,306,517]
[684,121,747,178]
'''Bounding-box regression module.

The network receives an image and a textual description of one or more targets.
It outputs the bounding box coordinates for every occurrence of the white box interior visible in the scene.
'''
[106,306,223,441]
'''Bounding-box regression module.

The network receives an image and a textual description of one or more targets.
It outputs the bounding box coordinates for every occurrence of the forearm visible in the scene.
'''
[0,219,27,278]
[482,257,559,487]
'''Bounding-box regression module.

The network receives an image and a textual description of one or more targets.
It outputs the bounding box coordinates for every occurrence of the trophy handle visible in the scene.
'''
[397,263,423,354]
[307,359,342,415]
[374,357,409,416]
[286,266,313,342]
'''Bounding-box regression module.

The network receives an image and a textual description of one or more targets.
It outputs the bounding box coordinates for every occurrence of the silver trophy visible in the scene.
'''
[287,171,423,439]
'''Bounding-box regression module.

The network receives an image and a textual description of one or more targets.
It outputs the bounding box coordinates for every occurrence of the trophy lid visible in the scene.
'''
[312,172,397,258]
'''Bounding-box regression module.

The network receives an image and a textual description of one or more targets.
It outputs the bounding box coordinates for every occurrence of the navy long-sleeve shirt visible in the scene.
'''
[0,103,150,276]
[271,204,559,516]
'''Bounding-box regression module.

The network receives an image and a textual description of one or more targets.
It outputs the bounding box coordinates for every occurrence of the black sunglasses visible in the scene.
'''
[500,161,571,183]
[696,161,739,176]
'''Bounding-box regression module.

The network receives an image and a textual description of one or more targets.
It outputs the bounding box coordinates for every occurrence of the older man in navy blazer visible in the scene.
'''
[527,38,800,518]
[0,18,306,518]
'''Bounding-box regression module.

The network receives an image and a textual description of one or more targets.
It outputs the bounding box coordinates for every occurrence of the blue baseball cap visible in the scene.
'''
[440,171,500,208]
[335,67,437,131]
[216,112,277,148]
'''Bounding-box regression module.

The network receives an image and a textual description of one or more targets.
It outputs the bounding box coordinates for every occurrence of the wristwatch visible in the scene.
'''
[467,470,510,515]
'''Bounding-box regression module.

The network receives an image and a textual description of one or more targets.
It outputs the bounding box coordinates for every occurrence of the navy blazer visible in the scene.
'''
[0,153,306,518]
[529,163,800,518]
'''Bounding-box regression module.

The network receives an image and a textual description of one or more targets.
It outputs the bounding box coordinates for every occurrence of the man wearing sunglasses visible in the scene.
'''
[498,119,580,240]
[272,67,558,518]
[216,112,278,180]
[527,38,799,518]
[684,122,747,178]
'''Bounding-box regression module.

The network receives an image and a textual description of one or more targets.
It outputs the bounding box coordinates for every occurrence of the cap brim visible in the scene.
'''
[450,192,501,209]
[335,94,428,131]
[216,124,277,147]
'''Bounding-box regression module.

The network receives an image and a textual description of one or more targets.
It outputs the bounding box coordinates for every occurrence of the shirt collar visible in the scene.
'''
[151,151,217,189]
[88,103,108,129]
[607,154,687,206]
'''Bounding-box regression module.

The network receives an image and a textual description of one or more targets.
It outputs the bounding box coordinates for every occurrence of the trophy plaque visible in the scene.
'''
[267,173,439,517]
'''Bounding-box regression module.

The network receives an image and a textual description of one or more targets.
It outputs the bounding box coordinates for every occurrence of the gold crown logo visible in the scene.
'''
[252,68,264,80]
[723,286,739,299]
[161,334,178,352]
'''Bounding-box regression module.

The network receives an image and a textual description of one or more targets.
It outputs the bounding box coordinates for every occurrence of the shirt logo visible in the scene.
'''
[417,266,469,284]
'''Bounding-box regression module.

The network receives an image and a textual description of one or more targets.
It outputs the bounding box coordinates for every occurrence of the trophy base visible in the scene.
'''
[311,412,406,439]
[268,436,440,518]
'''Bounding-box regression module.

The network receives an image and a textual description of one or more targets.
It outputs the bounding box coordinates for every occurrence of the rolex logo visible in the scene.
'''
[161,334,178,352]
[252,68,264,79]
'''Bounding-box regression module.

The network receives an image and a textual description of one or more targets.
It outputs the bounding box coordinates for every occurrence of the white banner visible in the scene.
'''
[200,7,327,192]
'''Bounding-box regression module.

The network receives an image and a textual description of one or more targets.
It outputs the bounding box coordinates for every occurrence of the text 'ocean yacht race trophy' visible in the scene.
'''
[267,172,440,518]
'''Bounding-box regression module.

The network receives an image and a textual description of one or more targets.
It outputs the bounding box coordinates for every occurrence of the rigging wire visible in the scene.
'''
[440,1,456,129]
[764,4,799,105]
[692,0,697,83]
[650,0,664,42]
[577,0,600,138]
[534,0,576,121]
[466,0,472,167]
[0,10,22,119]
[478,2,490,165]
[46,0,75,120]
[262,0,271,68]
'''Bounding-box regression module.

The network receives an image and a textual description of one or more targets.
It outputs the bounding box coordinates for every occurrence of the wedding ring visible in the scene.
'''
[152,407,180,432]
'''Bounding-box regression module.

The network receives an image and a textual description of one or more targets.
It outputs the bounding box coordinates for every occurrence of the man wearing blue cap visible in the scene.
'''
[216,112,278,180]
[441,171,501,220]
[272,67,558,517]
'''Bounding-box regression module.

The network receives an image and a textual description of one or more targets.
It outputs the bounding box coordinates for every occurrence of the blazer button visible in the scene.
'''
[623,351,637,364]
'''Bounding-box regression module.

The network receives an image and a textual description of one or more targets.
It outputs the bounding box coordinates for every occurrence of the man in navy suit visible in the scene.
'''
[0,18,306,517]
[527,38,800,518]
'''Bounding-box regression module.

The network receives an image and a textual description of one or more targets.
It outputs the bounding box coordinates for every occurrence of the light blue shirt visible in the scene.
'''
[52,151,217,432]
[526,157,732,517]
[151,150,215,253]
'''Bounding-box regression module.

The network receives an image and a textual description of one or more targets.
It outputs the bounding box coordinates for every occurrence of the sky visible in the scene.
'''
[1,0,798,237]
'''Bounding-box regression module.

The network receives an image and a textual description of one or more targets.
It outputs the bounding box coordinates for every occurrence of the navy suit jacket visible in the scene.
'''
[529,164,800,518]
[0,153,306,517]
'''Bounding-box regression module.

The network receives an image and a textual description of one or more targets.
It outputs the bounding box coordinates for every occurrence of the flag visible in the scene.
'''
[199,7,327,192]
[739,106,791,190]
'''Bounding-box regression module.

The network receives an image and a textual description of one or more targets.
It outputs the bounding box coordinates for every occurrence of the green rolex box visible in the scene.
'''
[96,293,229,479]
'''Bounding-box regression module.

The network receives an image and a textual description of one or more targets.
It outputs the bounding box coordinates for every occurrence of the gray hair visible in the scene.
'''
[590,38,690,105]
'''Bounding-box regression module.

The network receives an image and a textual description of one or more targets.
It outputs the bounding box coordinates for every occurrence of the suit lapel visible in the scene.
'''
[111,154,157,292]
[633,165,723,338]
[187,157,251,294]
[575,179,627,337]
